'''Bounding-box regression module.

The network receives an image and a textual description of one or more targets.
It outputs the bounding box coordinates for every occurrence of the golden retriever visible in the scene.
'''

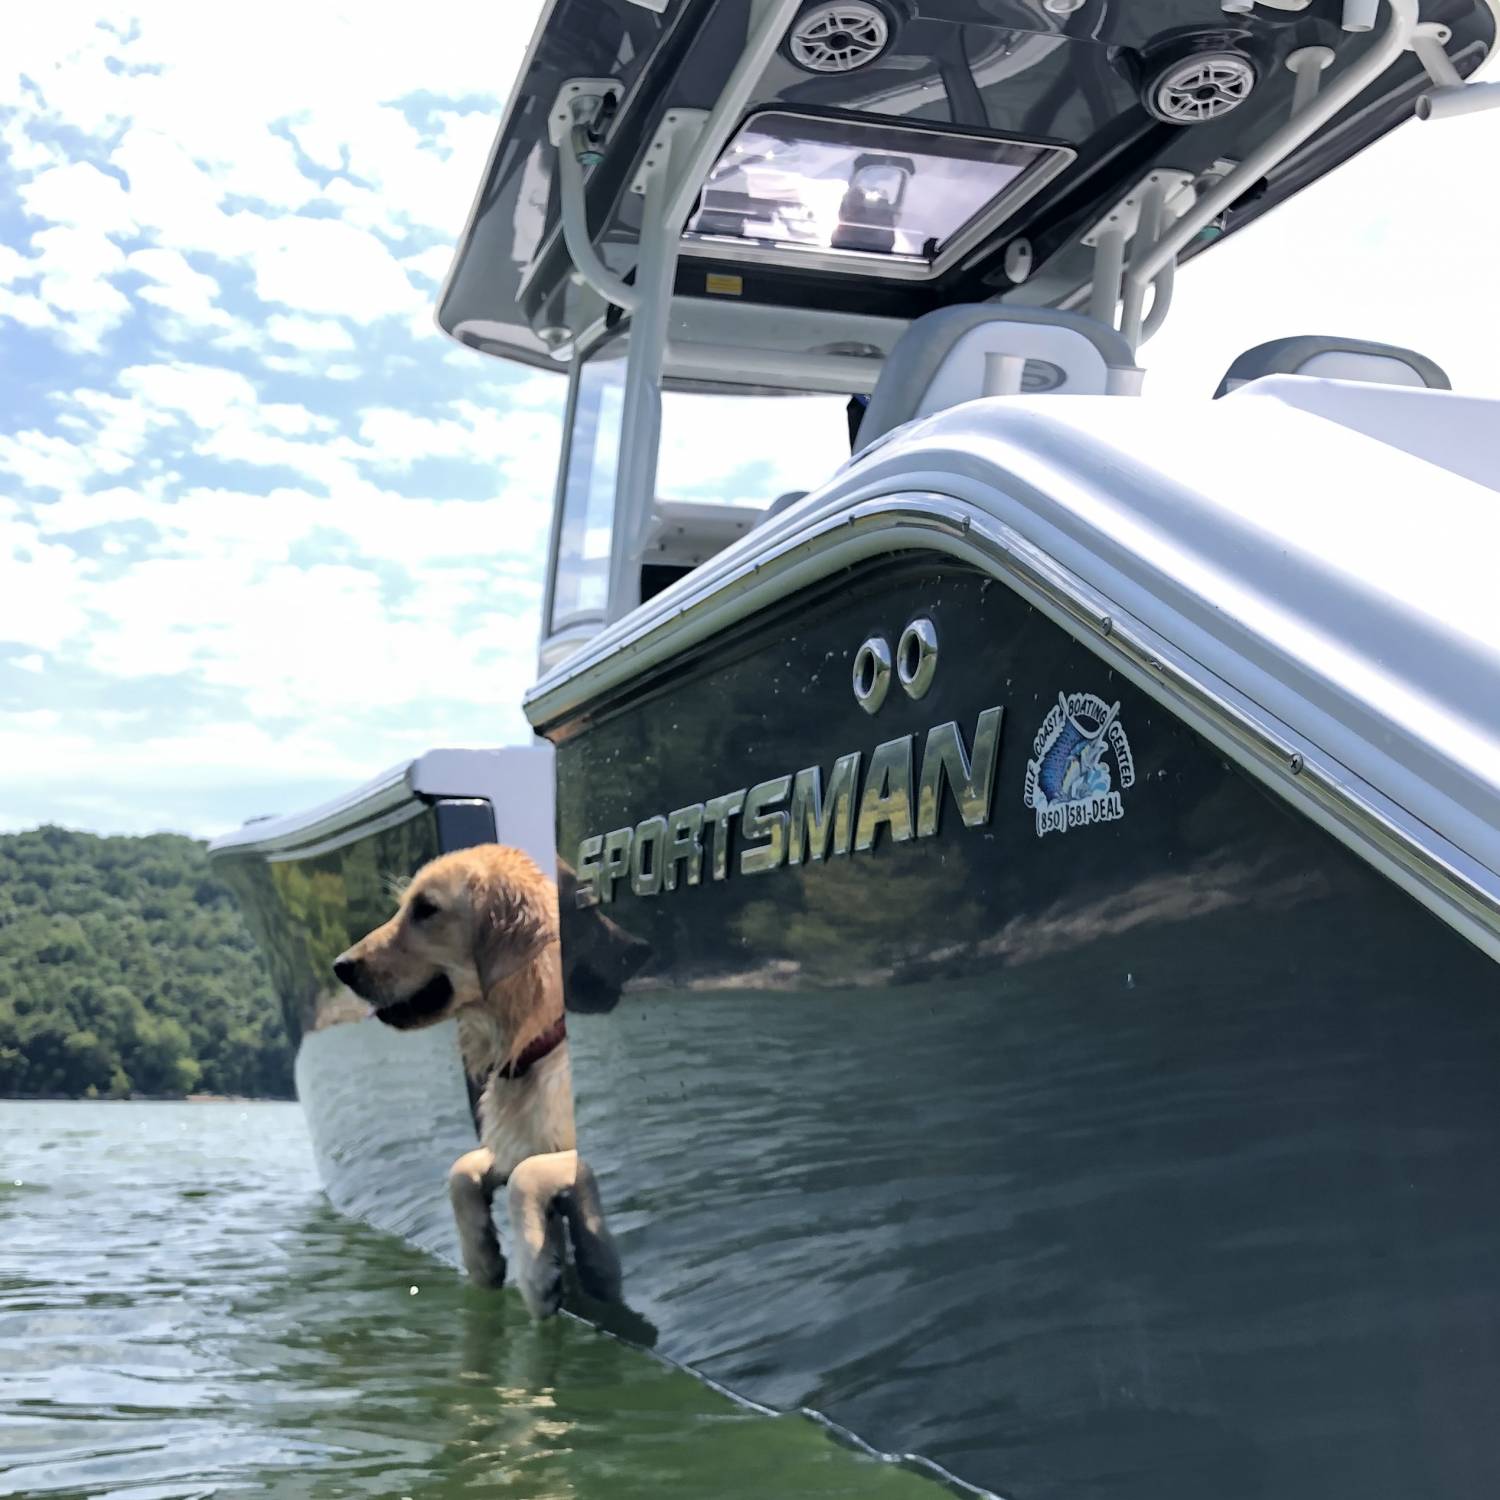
[331,844,642,1317]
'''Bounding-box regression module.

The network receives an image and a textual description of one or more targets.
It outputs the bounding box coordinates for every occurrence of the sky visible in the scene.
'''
[2,5,1497,839]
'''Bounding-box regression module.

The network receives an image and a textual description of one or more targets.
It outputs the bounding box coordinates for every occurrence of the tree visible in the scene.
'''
[0,827,293,1098]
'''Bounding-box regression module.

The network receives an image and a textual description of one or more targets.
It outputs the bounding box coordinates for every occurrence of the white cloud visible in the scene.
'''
[0,513,95,652]
[0,3,561,836]
[240,213,427,319]
[109,127,236,254]
[128,248,219,312]
[261,353,363,380]
[11,225,135,350]
[0,244,31,284]
[402,245,456,284]
[265,313,355,351]
[19,160,136,234]
[0,113,65,175]
[0,287,52,335]
[658,391,849,506]
[123,245,246,344]
[0,428,124,492]
[0,0,548,374]
[0,716,419,838]
[258,403,337,437]
[287,115,345,173]
[1,5,533,288]
[53,391,173,475]
[118,361,259,429]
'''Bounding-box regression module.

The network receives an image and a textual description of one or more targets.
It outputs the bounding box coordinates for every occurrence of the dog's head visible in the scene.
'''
[332,845,557,1031]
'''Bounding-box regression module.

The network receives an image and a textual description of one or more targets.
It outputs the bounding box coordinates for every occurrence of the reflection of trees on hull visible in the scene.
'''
[666,852,1328,993]
[215,812,441,1043]
[731,842,985,988]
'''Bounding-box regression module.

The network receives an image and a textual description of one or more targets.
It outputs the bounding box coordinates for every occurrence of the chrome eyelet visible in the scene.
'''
[897,618,938,700]
[852,637,892,715]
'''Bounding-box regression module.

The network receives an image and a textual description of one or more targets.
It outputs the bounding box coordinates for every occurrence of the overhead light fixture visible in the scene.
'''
[684,111,1071,278]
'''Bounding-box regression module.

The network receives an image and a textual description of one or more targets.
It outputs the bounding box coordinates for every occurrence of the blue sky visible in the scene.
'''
[3,6,1498,838]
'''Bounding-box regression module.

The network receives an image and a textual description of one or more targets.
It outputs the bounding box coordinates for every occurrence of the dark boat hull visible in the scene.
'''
[293,1018,476,1264]
[547,555,1500,1500]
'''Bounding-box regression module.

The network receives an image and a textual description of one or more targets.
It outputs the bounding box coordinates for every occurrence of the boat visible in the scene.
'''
[212,0,1500,1494]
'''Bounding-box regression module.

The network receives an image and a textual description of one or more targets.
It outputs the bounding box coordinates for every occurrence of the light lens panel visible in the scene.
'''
[685,112,1059,268]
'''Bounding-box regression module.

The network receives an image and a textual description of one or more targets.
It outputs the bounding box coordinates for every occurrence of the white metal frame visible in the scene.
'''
[536,0,1500,656]
[549,0,806,625]
[1075,0,1500,353]
[1121,0,1422,347]
[206,747,555,871]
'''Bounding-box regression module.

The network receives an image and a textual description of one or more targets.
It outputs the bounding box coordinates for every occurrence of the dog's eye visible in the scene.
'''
[409,895,440,922]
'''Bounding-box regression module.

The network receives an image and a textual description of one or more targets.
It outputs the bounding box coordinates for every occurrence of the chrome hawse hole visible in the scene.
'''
[897,617,938,700]
[852,636,892,715]
[854,618,938,712]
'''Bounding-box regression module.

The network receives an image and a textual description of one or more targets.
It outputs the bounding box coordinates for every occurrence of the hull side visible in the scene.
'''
[294,1017,477,1264]
[553,556,1500,1500]
[215,801,485,1254]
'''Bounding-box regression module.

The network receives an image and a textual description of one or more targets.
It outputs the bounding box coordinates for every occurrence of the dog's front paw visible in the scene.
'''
[517,1240,564,1319]
[559,1163,622,1305]
[507,1157,569,1319]
[449,1148,506,1290]
[463,1238,507,1290]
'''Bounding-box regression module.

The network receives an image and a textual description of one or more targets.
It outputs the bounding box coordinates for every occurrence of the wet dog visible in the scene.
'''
[331,845,645,1316]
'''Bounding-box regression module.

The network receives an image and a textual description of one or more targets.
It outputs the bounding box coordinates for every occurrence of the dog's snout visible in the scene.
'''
[332,955,364,993]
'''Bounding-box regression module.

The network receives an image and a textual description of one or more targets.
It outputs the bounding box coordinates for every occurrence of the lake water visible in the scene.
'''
[0,1100,944,1499]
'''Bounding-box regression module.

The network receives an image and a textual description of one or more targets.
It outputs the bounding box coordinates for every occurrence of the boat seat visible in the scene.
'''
[765,490,809,519]
[853,305,1141,455]
[1213,335,1450,397]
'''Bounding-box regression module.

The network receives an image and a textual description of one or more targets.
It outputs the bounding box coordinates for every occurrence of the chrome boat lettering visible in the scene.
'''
[742,775,794,876]
[703,790,745,880]
[854,736,915,852]
[918,710,1002,837]
[629,815,668,897]
[575,706,1003,905]
[663,803,705,890]
[787,752,861,865]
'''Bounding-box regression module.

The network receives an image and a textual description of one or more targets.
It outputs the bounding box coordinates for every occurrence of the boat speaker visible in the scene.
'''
[786,1,895,73]
[1143,45,1257,123]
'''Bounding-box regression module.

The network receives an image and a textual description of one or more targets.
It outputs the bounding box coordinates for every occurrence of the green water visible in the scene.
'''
[0,1101,944,1499]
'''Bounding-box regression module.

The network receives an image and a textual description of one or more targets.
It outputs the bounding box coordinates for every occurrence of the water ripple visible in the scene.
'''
[0,1101,944,1499]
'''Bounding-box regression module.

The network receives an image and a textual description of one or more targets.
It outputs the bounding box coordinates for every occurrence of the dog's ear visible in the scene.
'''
[471,863,556,998]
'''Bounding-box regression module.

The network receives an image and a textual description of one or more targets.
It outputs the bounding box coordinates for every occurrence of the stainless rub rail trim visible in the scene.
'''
[523,495,1500,963]
[206,761,416,858]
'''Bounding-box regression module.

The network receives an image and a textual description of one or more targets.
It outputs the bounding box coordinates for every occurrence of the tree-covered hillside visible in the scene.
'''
[0,826,293,1098]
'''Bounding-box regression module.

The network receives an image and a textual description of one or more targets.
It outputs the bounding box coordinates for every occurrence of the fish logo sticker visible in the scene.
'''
[1024,692,1136,838]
